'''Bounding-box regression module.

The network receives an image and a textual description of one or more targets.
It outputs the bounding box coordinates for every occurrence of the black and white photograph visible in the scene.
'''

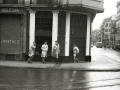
[0,0,120,90]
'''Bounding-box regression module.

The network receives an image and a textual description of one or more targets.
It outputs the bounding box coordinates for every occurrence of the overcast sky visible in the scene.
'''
[93,0,119,30]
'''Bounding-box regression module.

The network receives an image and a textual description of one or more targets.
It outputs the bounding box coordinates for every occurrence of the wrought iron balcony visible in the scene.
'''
[0,0,24,4]
[31,0,58,5]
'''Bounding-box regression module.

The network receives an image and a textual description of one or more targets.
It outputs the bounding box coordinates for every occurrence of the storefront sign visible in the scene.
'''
[1,40,20,45]
[0,8,23,14]
[2,8,19,13]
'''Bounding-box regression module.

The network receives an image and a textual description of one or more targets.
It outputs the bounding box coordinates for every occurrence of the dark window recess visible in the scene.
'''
[31,0,53,4]
[35,18,52,31]
[37,0,52,4]
[3,0,23,4]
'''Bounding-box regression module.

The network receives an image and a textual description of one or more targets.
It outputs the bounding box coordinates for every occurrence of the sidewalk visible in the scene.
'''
[0,55,120,71]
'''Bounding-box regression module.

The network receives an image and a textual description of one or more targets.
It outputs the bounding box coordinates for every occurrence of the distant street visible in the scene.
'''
[91,46,120,63]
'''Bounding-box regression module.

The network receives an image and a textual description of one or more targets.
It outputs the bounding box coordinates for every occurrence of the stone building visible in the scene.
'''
[100,15,116,47]
[0,0,104,62]
[115,1,120,49]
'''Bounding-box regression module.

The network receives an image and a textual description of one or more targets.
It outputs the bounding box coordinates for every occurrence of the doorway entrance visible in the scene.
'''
[35,11,53,59]
[35,36,52,56]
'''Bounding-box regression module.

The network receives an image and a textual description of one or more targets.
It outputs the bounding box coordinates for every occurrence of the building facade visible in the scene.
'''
[100,15,116,48]
[91,29,101,46]
[0,0,104,62]
[115,1,120,49]
[102,18,111,46]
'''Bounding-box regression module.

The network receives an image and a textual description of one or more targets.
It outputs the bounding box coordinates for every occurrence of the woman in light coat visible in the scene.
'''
[41,42,48,63]
[52,41,60,63]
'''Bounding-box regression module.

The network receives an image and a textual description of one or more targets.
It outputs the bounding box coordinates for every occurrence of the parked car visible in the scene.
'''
[96,42,103,48]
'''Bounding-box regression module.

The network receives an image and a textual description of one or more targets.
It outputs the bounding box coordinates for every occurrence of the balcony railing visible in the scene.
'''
[0,0,24,4]
[31,0,58,5]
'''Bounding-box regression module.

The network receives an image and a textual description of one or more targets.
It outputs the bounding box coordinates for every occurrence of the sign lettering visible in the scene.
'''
[2,8,19,13]
[1,40,20,45]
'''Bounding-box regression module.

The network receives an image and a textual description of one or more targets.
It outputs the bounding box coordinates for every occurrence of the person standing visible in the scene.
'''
[104,44,106,50]
[52,41,60,64]
[73,44,79,63]
[27,42,36,63]
[41,42,48,64]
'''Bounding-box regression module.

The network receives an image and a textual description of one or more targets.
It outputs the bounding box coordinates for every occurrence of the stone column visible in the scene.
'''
[65,12,71,56]
[29,10,36,49]
[52,11,59,50]
[85,15,91,62]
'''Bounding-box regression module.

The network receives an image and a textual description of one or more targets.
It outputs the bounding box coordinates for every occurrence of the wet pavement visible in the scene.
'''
[0,46,120,71]
[0,67,120,90]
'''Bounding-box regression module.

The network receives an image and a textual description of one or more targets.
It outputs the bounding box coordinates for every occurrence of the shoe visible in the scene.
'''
[43,62,46,64]
[76,59,79,63]
[28,61,32,63]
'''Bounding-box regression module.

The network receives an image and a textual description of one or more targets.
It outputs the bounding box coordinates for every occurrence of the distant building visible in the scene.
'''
[102,17,111,46]
[100,15,117,47]
[115,1,120,49]
[91,29,101,45]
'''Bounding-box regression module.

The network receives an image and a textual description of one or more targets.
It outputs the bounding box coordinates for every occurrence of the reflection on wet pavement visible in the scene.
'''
[0,67,120,90]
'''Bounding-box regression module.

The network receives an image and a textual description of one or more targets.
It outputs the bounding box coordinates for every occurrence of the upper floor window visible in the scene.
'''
[105,29,108,32]
[109,29,111,32]
[105,23,108,27]
[109,23,111,27]
[105,35,108,39]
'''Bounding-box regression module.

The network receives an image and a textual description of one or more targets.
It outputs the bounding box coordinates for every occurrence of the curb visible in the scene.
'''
[0,65,120,72]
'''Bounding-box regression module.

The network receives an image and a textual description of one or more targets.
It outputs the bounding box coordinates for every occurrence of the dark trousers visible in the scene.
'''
[28,55,34,62]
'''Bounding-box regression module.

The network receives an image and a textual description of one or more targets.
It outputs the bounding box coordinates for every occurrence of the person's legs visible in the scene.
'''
[74,56,76,63]
[41,51,46,64]
[27,57,30,62]
[56,58,58,64]
[28,55,34,63]
[42,57,46,63]
[56,54,59,64]
[76,54,79,63]
[73,53,77,63]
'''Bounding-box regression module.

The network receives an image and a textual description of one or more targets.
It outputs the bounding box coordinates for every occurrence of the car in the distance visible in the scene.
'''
[96,42,103,48]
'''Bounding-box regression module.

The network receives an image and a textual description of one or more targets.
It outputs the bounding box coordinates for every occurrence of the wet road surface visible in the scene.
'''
[0,67,120,90]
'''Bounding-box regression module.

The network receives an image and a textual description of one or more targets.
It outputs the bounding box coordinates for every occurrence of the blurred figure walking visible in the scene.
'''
[52,41,60,64]
[73,44,79,63]
[41,42,48,64]
[27,42,36,63]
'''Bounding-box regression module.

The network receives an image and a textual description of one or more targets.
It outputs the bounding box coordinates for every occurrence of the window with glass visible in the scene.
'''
[109,23,111,27]
[35,11,52,32]
[105,29,108,32]
[109,29,111,32]
[105,23,108,27]
[105,35,108,39]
